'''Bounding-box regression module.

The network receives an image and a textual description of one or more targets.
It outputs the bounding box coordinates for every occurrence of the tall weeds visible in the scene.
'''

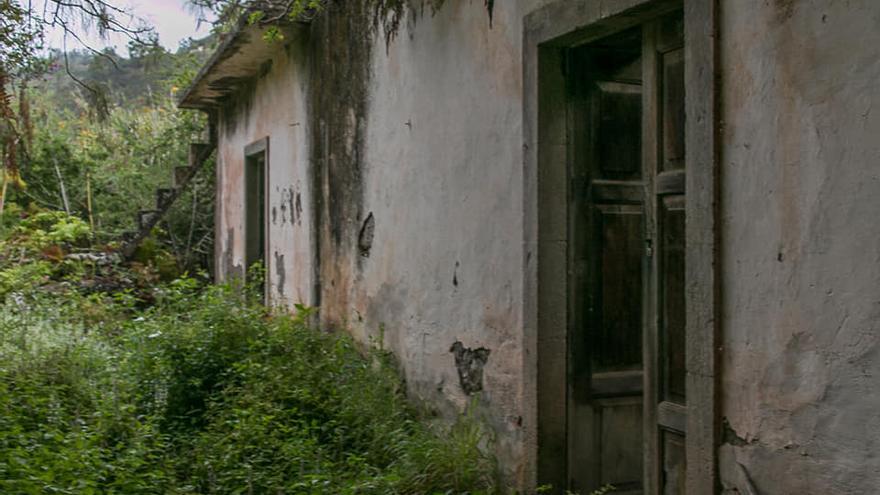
[0,274,498,494]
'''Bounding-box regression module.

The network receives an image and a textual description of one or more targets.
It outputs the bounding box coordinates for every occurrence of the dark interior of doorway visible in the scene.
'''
[245,147,266,298]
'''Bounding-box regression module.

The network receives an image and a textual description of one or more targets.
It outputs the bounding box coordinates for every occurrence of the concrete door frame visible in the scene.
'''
[521,0,720,492]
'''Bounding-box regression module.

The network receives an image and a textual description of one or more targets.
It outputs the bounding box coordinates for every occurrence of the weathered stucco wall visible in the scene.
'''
[347,0,880,490]
[207,0,880,491]
[307,1,549,486]
[215,30,314,308]
[718,1,880,492]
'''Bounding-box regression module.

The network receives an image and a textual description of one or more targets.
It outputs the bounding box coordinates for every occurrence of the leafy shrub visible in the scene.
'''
[12,70,215,273]
[0,210,91,299]
[0,209,185,305]
[0,259,53,297]
[0,278,499,494]
[6,210,90,248]
[0,294,175,494]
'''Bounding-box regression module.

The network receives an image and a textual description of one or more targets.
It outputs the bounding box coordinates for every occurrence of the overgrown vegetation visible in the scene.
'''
[0,0,496,274]
[190,0,495,45]
[0,1,514,493]
[0,212,499,494]
[0,42,215,273]
[0,0,216,272]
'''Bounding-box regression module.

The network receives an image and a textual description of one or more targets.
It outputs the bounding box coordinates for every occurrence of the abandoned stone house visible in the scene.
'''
[176,0,880,493]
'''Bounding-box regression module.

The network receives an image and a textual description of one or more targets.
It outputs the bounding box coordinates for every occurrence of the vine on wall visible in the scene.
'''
[243,0,495,43]
[370,0,495,43]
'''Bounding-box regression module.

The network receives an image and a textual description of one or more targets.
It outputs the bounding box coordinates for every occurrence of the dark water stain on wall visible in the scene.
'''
[774,0,797,23]
[358,212,375,258]
[279,187,291,225]
[288,186,297,225]
[220,77,259,139]
[274,251,286,298]
[309,0,374,324]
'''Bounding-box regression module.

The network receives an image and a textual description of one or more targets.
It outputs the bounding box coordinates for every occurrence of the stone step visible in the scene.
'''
[120,134,213,260]
[189,143,212,168]
[173,166,191,187]
[156,187,178,209]
[137,209,160,231]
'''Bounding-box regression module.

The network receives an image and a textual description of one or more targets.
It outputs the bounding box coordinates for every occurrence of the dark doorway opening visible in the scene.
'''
[245,138,267,299]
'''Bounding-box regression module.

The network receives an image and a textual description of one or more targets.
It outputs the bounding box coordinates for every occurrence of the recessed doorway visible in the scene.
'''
[244,138,268,299]
[531,5,699,493]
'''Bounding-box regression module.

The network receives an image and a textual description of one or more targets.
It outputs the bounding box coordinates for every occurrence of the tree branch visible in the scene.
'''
[62,43,101,97]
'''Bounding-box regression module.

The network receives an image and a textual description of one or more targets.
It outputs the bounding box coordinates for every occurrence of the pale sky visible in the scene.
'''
[41,0,211,54]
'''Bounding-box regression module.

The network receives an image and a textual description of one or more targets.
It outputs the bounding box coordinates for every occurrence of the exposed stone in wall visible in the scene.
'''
[450,341,491,395]
[358,212,375,257]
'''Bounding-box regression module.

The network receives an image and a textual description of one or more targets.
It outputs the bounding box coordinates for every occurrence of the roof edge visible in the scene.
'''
[176,17,249,110]
[177,10,312,110]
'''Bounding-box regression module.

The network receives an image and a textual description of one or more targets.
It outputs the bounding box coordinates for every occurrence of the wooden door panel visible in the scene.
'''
[568,29,646,493]
[566,15,692,492]
[568,397,644,495]
[591,370,643,397]
[591,182,644,204]
[653,11,687,495]
[660,48,685,172]
[596,82,642,179]
[598,397,644,491]
[593,205,644,373]
[660,195,686,403]
[662,430,686,495]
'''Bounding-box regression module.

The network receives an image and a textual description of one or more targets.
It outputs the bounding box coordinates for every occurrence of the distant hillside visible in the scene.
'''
[40,35,217,109]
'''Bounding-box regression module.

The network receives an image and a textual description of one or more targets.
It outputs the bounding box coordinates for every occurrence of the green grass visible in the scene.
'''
[0,279,498,494]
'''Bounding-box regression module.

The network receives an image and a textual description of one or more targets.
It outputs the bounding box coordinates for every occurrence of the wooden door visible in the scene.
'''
[567,26,646,495]
[645,13,688,495]
[567,11,686,495]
